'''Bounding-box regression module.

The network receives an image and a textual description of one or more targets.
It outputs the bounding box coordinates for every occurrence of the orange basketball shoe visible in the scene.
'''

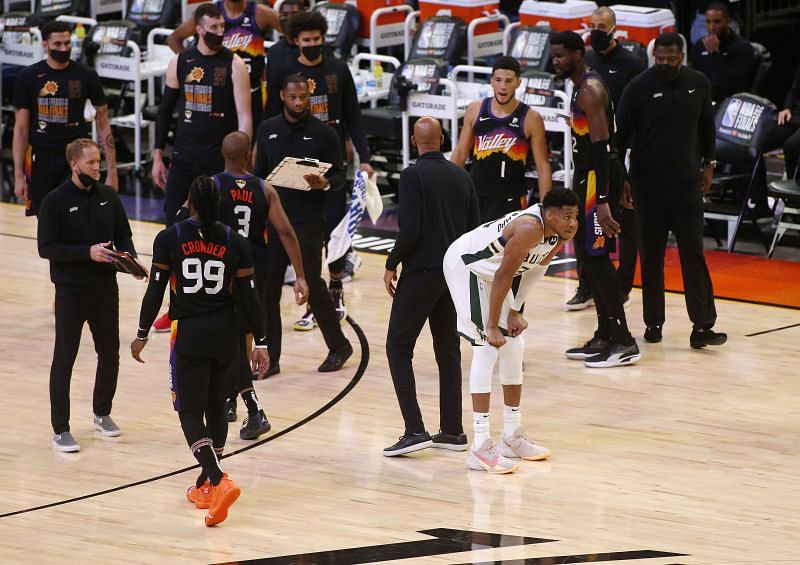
[204,474,240,527]
[186,481,213,509]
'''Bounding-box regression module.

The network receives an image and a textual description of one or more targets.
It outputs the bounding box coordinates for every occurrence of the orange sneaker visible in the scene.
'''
[204,474,240,527]
[186,481,213,509]
[153,312,171,333]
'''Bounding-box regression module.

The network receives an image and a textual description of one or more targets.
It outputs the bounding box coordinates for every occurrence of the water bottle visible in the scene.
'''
[372,62,384,90]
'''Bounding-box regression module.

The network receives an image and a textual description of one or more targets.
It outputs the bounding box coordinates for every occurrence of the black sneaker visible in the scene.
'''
[239,410,271,440]
[690,328,727,349]
[430,431,468,451]
[329,287,347,321]
[565,287,594,311]
[383,432,432,456]
[226,398,237,422]
[644,325,663,343]
[318,341,353,372]
[565,336,609,360]
[584,342,641,368]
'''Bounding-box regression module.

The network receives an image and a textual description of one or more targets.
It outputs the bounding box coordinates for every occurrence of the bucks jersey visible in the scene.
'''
[450,203,559,281]
[570,70,615,172]
[152,219,252,320]
[175,46,238,159]
[214,172,269,249]
[469,97,531,199]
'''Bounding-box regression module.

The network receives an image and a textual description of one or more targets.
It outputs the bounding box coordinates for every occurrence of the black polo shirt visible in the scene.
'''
[37,179,136,289]
[689,31,755,103]
[585,42,646,106]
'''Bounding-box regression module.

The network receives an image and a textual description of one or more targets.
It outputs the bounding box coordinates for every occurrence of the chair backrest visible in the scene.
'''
[86,20,135,57]
[0,12,32,45]
[749,42,771,95]
[32,0,81,24]
[313,1,360,58]
[618,39,647,66]
[388,56,448,106]
[507,25,552,72]
[518,69,559,108]
[126,0,169,27]
[409,15,466,67]
[715,92,777,162]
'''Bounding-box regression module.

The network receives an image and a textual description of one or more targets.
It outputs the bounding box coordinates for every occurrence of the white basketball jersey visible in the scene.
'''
[449,204,559,281]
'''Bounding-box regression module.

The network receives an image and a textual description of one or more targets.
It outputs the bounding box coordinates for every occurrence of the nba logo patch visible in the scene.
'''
[185,110,192,120]
[235,179,247,188]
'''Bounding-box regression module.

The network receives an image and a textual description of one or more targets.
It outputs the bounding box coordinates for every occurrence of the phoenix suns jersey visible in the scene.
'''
[570,69,615,172]
[469,97,531,199]
[214,172,269,249]
[449,203,558,281]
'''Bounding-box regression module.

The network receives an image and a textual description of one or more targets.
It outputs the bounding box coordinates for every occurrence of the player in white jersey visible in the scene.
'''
[444,187,579,473]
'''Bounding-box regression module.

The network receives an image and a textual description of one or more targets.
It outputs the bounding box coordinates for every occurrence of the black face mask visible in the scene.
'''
[590,29,613,52]
[75,166,97,189]
[300,44,322,61]
[203,31,224,50]
[50,49,71,63]
[655,63,680,82]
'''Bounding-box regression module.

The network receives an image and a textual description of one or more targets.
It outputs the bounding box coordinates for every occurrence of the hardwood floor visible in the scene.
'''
[1,202,799,564]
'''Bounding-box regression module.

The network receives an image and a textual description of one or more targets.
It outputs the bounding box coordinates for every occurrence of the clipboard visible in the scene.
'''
[266,157,332,191]
[110,251,148,278]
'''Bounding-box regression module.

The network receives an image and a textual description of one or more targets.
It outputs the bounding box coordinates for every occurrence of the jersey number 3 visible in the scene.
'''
[182,258,225,294]
[234,205,251,237]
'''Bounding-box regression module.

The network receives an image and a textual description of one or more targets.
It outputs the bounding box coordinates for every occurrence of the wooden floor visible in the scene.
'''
[1,201,799,565]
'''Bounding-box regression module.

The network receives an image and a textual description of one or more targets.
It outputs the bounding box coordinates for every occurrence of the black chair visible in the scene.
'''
[506,25,552,72]
[704,92,777,252]
[518,69,560,108]
[31,0,83,26]
[409,15,467,67]
[125,0,181,47]
[767,178,800,257]
[313,1,361,59]
[619,39,648,67]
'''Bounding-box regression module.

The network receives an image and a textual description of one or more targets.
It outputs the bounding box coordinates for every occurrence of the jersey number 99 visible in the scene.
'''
[182,258,225,294]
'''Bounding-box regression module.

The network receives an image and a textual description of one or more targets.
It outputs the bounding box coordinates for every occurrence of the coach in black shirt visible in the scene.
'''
[382,117,480,457]
[616,33,726,349]
[253,74,352,374]
[38,139,140,452]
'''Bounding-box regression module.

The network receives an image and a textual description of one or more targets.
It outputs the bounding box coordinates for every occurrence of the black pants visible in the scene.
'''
[574,169,633,345]
[633,179,717,330]
[164,153,225,225]
[386,270,463,436]
[264,220,347,364]
[477,194,526,224]
[27,146,70,217]
[50,284,119,434]
[324,185,347,274]
[763,117,800,180]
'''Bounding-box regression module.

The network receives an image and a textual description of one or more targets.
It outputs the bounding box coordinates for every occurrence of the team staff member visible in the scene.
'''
[550,31,640,368]
[152,3,252,224]
[382,117,480,457]
[451,56,552,223]
[616,32,727,348]
[14,20,118,217]
[38,139,139,453]
[132,176,270,527]
[254,74,353,375]
[167,0,282,127]
[564,6,647,311]
[266,11,374,322]
[213,132,308,438]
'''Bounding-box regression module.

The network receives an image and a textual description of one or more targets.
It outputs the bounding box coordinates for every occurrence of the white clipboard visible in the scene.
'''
[266,157,332,191]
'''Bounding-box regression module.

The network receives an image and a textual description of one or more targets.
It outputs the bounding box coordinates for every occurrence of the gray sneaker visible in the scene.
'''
[466,438,519,474]
[53,432,80,452]
[93,414,121,437]
[499,428,551,461]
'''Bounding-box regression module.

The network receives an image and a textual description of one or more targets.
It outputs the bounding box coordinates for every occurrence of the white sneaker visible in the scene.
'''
[93,414,121,437]
[499,428,551,461]
[53,432,80,452]
[466,438,519,474]
[293,309,317,331]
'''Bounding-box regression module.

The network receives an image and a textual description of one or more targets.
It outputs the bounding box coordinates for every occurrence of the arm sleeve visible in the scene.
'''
[137,265,170,337]
[320,127,346,192]
[385,168,422,271]
[37,196,91,261]
[87,69,108,106]
[339,65,371,162]
[699,77,716,161]
[154,86,180,150]
[511,264,546,311]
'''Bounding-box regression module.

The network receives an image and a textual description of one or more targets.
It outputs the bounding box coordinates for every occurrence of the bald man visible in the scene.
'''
[383,117,480,456]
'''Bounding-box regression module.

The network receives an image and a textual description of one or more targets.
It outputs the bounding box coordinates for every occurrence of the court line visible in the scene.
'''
[0,316,369,520]
[745,323,800,337]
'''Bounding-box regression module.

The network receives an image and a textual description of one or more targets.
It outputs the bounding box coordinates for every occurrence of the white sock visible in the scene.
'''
[503,405,521,438]
[472,412,490,448]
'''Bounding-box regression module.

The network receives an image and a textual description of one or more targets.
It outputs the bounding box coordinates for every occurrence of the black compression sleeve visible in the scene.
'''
[235,275,267,346]
[155,86,180,151]
[137,266,170,338]
[590,140,611,203]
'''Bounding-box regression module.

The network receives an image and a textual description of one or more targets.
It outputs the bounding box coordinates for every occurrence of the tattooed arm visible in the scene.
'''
[95,104,119,190]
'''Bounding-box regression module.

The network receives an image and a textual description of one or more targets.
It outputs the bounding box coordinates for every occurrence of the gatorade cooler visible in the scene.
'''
[328,0,408,38]
[519,0,597,31]
[419,0,501,35]
[611,4,675,46]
